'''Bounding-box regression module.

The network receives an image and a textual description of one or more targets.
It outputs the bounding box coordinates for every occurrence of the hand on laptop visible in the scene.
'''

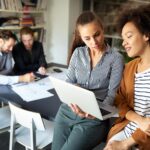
[69,104,95,119]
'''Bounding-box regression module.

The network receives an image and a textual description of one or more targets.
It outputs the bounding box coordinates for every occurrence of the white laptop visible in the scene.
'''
[49,77,118,120]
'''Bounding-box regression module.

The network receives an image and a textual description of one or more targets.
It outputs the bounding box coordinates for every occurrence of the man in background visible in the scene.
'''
[12,27,47,75]
[0,30,34,85]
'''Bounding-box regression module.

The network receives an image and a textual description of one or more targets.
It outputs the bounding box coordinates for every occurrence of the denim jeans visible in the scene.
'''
[51,104,109,150]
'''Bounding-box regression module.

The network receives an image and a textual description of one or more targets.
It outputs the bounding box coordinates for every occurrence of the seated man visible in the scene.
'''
[0,30,35,85]
[12,27,47,75]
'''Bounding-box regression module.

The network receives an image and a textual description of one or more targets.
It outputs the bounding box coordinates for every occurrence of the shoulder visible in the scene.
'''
[105,46,124,62]
[13,42,23,50]
[34,41,42,46]
[125,57,140,71]
[73,46,88,56]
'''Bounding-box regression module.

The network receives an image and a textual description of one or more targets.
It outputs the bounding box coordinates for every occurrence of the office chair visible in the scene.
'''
[0,105,11,134]
[9,102,54,150]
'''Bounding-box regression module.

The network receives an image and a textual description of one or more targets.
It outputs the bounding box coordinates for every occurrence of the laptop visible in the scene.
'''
[49,77,118,120]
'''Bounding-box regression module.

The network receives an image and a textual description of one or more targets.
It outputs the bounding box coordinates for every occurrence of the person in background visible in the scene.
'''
[104,4,150,150]
[12,26,47,75]
[0,30,35,85]
[51,11,124,150]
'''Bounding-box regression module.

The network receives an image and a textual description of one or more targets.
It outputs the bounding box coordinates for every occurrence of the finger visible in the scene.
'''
[73,104,80,114]
[69,103,76,112]
[73,104,86,117]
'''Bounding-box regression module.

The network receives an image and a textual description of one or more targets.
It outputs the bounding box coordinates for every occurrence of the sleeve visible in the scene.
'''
[65,49,78,83]
[0,75,19,85]
[116,74,150,145]
[103,53,125,105]
[38,43,47,68]
[0,53,13,75]
[114,75,133,118]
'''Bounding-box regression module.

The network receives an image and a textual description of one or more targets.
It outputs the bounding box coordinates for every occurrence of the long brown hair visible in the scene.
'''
[67,11,104,64]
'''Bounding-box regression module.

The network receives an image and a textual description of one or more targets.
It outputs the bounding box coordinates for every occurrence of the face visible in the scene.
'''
[78,21,104,51]
[21,34,34,50]
[0,38,16,53]
[121,22,149,58]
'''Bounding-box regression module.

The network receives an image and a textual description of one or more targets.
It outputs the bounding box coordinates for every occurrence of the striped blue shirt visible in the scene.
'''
[66,45,124,105]
[124,68,150,137]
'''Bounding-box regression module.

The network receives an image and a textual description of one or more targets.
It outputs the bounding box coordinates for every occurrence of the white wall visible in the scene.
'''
[45,0,82,65]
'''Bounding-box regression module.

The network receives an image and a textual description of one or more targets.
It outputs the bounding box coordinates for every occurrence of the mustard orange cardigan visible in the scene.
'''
[107,58,150,150]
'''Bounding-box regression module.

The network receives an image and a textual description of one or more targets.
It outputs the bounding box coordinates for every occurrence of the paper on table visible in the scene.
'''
[12,77,54,91]
[12,84,53,102]
[30,77,54,90]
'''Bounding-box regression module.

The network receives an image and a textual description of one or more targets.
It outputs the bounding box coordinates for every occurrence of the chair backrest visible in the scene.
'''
[0,106,11,133]
[9,102,45,131]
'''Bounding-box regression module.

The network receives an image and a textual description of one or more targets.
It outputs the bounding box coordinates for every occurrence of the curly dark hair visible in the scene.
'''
[117,4,150,44]
[0,30,17,41]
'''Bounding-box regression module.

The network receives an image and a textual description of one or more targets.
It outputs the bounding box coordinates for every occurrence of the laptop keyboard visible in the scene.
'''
[100,108,111,116]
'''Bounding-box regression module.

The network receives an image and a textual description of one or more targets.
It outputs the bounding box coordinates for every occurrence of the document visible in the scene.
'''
[11,77,54,102]
[12,85,53,102]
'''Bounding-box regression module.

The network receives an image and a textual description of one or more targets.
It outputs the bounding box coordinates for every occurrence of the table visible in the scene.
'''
[0,85,62,120]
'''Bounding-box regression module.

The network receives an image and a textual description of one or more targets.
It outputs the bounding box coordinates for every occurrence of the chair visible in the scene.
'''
[0,105,11,134]
[9,102,54,150]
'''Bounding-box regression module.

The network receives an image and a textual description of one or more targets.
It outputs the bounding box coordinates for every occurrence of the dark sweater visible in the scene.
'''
[12,41,47,75]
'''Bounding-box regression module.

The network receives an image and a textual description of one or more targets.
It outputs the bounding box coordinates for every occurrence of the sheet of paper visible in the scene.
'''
[12,84,53,102]
[30,77,54,90]
[12,77,53,91]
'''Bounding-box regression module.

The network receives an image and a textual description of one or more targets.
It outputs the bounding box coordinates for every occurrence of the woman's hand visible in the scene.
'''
[69,104,95,119]
[104,137,136,150]
[137,117,150,136]
[126,110,150,136]
[104,140,129,150]
[38,66,47,75]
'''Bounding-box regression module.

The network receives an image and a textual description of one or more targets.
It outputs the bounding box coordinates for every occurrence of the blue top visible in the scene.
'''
[66,45,124,105]
[0,51,19,85]
[0,52,12,75]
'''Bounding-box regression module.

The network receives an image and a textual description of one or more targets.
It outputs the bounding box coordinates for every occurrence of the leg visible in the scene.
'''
[61,119,109,150]
[52,104,78,150]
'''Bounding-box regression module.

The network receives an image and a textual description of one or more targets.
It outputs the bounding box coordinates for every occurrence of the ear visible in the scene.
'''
[0,38,4,45]
[143,34,149,42]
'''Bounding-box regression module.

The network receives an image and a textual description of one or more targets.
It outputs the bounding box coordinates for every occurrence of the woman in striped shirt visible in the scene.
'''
[52,11,124,150]
[104,4,150,150]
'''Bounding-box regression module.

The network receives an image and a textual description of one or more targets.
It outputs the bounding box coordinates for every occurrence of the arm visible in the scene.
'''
[38,43,47,68]
[65,49,78,83]
[0,53,13,75]
[114,61,150,146]
[101,54,124,105]
[0,73,35,85]
[104,136,136,150]
[126,111,150,136]
[0,75,19,85]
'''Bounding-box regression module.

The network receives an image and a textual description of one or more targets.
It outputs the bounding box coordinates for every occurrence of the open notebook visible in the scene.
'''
[49,77,118,120]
